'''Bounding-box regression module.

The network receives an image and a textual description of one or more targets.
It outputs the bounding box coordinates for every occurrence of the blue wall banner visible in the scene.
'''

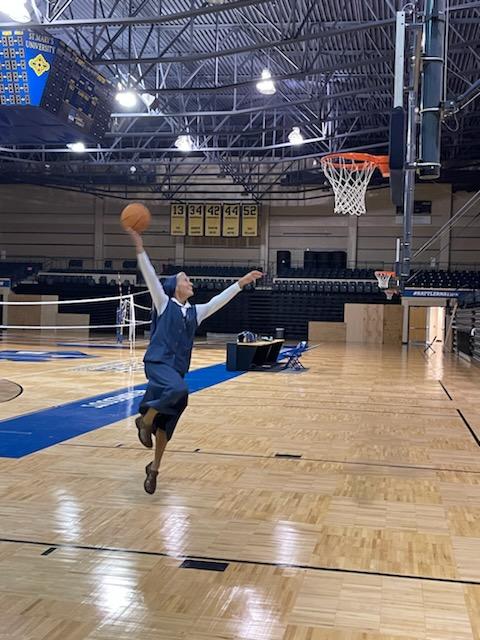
[403,289,465,298]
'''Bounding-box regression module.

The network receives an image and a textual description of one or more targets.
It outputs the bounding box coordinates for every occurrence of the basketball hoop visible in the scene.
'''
[375,270,397,289]
[375,271,399,300]
[320,153,390,216]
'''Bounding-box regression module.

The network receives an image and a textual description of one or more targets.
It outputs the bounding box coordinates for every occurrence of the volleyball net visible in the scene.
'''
[0,290,153,354]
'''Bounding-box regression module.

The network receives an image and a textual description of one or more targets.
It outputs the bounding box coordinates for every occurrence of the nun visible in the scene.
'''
[126,227,262,494]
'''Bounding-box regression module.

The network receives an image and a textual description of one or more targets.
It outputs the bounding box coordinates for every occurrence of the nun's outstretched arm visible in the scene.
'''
[196,282,242,324]
[196,270,263,324]
[137,252,169,315]
[126,228,168,315]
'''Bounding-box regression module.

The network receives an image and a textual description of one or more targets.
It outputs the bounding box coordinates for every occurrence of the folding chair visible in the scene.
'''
[279,341,308,370]
[424,335,437,353]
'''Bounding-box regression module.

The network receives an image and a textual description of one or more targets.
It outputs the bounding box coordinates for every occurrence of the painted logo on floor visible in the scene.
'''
[0,350,94,362]
[0,363,244,458]
[73,360,144,373]
[81,389,145,409]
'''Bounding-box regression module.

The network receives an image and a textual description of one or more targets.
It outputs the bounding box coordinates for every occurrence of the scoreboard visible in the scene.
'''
[0,30,115,144]
[0,31,55,107]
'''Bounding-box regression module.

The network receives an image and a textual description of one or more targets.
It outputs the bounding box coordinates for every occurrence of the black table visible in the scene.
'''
[226,339,284,371]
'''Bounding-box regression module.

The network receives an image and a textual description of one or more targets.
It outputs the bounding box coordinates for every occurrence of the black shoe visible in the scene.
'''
[135,416,153,448]
[144,462,158,494]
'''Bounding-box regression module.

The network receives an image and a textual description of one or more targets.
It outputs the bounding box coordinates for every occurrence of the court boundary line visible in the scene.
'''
[58,442,480,474]
[437,380,480,449]
[438,380,454,401]
[0,380,23,403]
[0,535,478,586]
[457,409,480,448]
[191,401,459,418]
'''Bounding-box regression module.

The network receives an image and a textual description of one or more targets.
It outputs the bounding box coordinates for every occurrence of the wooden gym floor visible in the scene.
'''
[1,337,480,639]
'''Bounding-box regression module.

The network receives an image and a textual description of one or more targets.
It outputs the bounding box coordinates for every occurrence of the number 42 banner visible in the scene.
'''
[205,203,222,237]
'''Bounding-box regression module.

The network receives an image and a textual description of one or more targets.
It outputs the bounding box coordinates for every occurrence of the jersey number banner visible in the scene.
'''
[187,204,204,236]
[242,204,259,237]
[204,203,222,237]
[222,203,240,237]
[170,203,187,236]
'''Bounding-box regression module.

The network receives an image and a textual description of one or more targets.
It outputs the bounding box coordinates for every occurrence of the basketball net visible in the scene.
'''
[321,155,377,216]
[375,271,399,300]
[385,289,396,301]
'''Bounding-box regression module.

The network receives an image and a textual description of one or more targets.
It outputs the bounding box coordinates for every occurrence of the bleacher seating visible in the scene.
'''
[12,259,480,295]
[162,264,258,277]
[10,259,480,341]
[36,273,134,288]
[277,266,376,279]
[50,267,136,275]
[6,256,480,291]
[408,270,480,289]
[272,280,383,294]
[0,261,42,285]
[275,267,480,290]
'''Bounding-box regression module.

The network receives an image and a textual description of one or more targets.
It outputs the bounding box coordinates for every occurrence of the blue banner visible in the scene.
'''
[403,289,465,298]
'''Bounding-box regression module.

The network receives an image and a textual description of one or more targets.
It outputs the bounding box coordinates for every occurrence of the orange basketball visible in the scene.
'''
[120,203,151,232]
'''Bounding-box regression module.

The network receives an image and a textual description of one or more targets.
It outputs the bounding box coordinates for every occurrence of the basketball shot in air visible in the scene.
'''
[120,202,152,233]
[121,203,263,494]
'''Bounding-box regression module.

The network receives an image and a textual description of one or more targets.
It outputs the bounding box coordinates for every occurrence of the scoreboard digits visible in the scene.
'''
[0,31,33,105]
[0,30,55,106]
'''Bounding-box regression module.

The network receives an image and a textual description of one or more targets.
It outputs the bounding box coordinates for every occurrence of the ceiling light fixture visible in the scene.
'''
[140,93,156,109]
[66,142,86,153]
[288,127,304,145]
[174,134,194,152]
[256,69,276,96]
[115,90,138,108]
[0,0,30,23]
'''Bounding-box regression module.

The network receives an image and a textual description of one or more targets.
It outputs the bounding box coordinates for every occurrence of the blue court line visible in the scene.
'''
[57,343,128,349]
[0,350,94,362]
[0,363,244,459]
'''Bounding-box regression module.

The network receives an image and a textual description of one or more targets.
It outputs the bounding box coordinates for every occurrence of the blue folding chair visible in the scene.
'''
[277,340,308,370]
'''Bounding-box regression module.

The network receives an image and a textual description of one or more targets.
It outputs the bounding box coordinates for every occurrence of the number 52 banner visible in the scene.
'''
[242,204,259,237]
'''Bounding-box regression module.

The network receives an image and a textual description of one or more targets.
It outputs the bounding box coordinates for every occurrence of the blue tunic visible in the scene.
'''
[140,299,198,440]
